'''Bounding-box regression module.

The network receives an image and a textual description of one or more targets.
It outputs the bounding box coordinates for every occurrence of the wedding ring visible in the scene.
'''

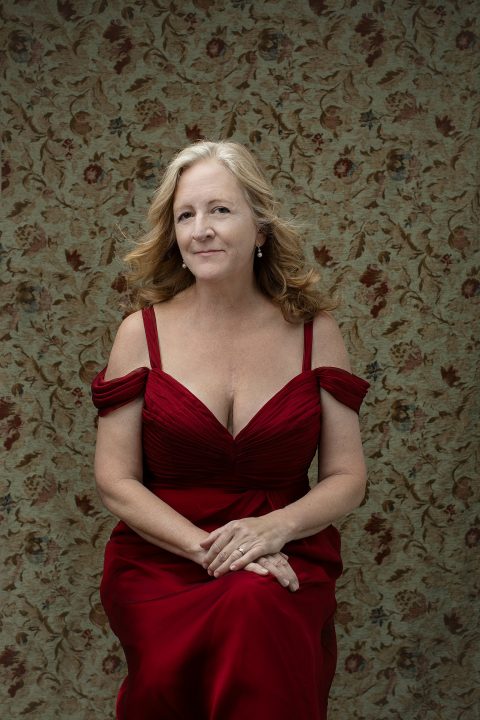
[237,546,246,555]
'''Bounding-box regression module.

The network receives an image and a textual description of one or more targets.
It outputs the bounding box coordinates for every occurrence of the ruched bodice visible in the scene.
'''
[92,307,369,494]
[90,305,370,720]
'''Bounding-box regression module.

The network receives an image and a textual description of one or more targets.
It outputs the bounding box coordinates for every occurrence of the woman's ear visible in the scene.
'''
[256,225,267,246]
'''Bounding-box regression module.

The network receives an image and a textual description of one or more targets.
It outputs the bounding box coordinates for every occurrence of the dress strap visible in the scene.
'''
[302,320,313,372]
[141,306,162,370]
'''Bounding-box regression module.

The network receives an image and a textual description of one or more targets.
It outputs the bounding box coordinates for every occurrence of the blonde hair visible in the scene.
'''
[123,141,336,322]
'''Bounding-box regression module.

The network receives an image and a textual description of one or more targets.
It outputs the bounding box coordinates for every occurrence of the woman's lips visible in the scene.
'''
[195,250,222,255]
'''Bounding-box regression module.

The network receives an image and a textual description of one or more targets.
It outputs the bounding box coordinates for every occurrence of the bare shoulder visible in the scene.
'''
[311,311,352,372]
[104,309,150,381]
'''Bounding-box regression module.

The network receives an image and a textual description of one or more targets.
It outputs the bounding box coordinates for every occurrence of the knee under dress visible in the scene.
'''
[90,305,369,720]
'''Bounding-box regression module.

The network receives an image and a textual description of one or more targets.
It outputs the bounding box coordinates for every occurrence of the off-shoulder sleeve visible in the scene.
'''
[313,366,370,414]
[91,366,149,417]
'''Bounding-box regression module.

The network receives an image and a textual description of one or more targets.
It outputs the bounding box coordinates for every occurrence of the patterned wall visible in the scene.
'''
[2,0,479,717]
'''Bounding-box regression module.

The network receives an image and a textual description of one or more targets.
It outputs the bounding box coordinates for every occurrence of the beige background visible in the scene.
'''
[2,0,479,717]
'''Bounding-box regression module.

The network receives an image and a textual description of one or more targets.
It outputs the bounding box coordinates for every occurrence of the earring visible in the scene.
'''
[256,245,263,258]
[182,262,186,269]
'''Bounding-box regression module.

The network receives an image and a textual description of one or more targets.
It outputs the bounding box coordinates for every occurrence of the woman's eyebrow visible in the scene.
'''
[207,197,233,205]
[174,197,235,211]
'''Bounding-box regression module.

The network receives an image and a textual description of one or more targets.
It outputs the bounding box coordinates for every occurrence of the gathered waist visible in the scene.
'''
[141,479,310,529]
[144,474,310,494]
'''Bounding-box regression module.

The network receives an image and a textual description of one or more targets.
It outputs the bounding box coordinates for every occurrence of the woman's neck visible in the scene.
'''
[177,276,271,327]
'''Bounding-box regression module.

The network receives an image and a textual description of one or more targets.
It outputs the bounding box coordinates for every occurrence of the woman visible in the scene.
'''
[91,140,370,720]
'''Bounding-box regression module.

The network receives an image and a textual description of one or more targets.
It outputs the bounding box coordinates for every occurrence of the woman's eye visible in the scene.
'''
[213,206,229,214]
[177,211,191,222]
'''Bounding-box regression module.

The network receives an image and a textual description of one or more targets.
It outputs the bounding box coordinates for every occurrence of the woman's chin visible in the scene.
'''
[187,256,254,284]
[191,269,230,283]
[188,262,231,282]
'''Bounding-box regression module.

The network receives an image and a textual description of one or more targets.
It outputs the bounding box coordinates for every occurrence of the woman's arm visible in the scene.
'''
[201,311,368,574]
[274,387,367,542]
[95,413,209,563]
[276,309,368,539]
[94,312,209,564]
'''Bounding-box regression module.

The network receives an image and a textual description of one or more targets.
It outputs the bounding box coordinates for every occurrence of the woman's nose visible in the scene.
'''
[192,215,213,240]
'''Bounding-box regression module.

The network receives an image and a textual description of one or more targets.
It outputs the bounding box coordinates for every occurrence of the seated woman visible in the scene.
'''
[91,140,370,720]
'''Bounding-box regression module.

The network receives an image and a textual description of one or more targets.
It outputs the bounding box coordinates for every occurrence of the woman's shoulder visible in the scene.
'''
[311,310,352,372]
[114,308,147,347]
[104,309,150,381]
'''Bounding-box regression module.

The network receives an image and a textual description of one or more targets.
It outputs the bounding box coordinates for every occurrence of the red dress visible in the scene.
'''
[91,306,369,720]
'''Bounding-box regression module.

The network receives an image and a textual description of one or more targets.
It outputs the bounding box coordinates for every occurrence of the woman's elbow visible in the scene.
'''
[352,470,368,508]
[94,472,142,514]
[94,475,115,511]
[94,470,127,511]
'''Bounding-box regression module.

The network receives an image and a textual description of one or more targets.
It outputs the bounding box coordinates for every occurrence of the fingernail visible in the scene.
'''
[291,583,299,592]
[281,578,289,587]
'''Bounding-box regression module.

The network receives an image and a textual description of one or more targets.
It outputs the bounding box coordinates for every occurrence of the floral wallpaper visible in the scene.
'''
[1,0,479,717]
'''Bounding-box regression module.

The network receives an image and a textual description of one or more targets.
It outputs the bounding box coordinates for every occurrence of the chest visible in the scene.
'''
[157,321,305,438]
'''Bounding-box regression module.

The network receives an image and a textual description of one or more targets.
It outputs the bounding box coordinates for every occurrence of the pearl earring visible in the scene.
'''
[256,245,263,258]
[182,262,186,269]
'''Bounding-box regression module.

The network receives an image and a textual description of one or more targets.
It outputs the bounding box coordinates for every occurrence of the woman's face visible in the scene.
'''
[173,159,264,282]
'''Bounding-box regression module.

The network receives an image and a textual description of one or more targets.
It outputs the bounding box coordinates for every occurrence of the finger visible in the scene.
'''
[199,536,215,549]
[258,556,299,591]
[209,540,284,576]
[258,556,291,582]
[267,561,298,591]
[203,531,235,568]
[210,543,251,576]
[244,561,269,576]
[199,525,227,549]
[206,542,235,575]
[229,553,254,572]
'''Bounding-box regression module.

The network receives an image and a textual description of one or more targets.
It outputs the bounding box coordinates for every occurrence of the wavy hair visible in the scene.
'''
[122,140,336,322]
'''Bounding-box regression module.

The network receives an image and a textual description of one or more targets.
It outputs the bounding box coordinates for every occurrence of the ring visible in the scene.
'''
[237,546,246,555]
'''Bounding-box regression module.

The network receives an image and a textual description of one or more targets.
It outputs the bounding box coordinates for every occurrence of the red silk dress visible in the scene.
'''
[91,306,369,720]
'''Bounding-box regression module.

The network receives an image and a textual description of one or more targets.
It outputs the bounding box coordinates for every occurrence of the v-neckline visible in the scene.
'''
[151,368,314,442]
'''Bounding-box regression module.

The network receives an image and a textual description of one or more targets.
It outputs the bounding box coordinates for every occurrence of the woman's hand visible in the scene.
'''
[246,552,299,592]
[199,511,291,578]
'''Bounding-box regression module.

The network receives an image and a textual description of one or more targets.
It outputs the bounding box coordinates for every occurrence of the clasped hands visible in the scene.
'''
[198,511,300,592]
